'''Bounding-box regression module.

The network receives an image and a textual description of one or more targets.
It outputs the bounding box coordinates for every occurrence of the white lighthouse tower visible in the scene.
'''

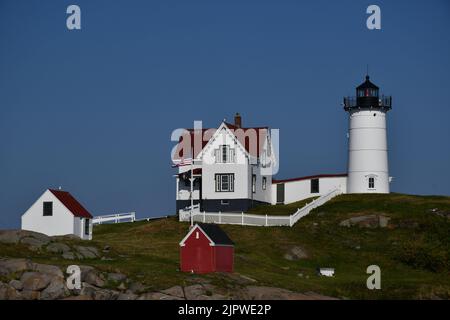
[344,75,392,193]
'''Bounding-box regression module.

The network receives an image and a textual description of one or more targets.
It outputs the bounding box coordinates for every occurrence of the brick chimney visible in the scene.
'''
[234,113,242,128]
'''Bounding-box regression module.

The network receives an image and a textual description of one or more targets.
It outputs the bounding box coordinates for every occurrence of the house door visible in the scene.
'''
[276,183,285,204]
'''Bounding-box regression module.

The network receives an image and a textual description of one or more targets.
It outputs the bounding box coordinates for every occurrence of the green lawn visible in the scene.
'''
[1,193,450,299]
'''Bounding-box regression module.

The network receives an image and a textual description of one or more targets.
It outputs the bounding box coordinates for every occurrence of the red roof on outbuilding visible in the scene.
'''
[49,189,93,218]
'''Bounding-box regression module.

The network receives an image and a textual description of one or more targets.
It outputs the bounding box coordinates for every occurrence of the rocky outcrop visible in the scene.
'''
[0,230,102,261]
[0,258,338,300]
[339,214,390,228]
[284,246,309,261]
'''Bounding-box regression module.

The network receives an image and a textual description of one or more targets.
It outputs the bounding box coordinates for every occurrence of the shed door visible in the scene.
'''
[276,183,285,204]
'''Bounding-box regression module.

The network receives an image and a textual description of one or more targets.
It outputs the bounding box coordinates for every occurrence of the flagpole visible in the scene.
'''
[190,146,194,227]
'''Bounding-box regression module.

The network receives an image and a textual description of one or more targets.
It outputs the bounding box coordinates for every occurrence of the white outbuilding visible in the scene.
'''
[21,189,93,240]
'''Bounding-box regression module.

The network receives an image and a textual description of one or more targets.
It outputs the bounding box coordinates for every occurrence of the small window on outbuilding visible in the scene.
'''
[84,219,90,235]
[43,201,53,216]
[311,179,319,193]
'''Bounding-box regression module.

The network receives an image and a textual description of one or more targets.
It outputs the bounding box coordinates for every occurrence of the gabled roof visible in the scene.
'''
[48,189,93,218]
[180,223,234,246]
[173,121,269,160]
[272,173,347,184]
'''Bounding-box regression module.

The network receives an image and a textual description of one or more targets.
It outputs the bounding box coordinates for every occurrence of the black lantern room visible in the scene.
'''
[343,75,392,111]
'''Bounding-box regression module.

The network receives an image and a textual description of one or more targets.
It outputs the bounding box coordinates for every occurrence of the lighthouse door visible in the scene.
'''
[276,183,285,204]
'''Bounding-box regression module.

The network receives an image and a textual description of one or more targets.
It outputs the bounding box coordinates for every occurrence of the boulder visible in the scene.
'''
[93,288,120,300]
[9,279,23,291]
[80,266,105,287]
[107,272,127,283]
[33,263,64,278]
[161,285,185,299]
[339,215,390,228]
[62,252,76,260]
[21,290,41,300]
[20,236,49,249]
[46,242,71,254]
[75,246,100,259]
[20,272,52,291]
[128,281,145,294]
[184,284,207,300]
[0,258,32,276]
[138,292,183,300]
[41,277,68,300]
[243,286,337,300]
[284,246,309,261]
[0,283,21,300]
[117,292,138,300]
[0,230,22,244]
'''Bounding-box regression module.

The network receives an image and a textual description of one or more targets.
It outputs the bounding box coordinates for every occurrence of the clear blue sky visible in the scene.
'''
[1,0,449,228]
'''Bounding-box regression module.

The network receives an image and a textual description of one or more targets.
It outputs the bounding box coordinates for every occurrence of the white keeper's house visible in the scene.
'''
[173,75,393,214]
[21,189,93,240]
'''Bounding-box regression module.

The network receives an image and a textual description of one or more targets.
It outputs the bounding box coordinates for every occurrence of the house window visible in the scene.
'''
[369,177,375,189]
[262,177,267,190]
[252,174,256,193]
[43,202,53,216]
[215,145,235,163]
[311,179,319,193]
[215,173,234,192]
[196,231,199,239]
[84,219,90,235]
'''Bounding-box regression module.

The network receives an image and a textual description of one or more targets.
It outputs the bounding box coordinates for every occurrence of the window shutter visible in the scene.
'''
[230,149,235,163]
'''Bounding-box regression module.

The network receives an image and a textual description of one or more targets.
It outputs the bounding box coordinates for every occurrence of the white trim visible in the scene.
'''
[179,224,216,247]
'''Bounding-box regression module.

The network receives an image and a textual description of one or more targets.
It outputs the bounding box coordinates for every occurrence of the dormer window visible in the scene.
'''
[215,145,235,163]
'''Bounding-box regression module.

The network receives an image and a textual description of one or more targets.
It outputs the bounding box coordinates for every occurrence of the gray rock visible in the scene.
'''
[20,236,49,249]
[339,215,390,228]
[0,258,32,276]
[21,272,52,291]
[75,246,100,259]
[138,292,183,300]
[62,252,76,260]
[244,286,337,300]
[33,263,63,278]
[80,266,105,287]
[117,292,138,300]
[0,283,21,300]
[0,230,22,244]
[20,290,41,300]
[41,278,68,300]
[161,286,185,299]
[107,272,127,283]
[93,288,119,300]
[117,282,127,291]
[46,242,71,254]
[128,281,145,294]
[184,284,207,300]
[284,246,309,261]
[9,279,23,290]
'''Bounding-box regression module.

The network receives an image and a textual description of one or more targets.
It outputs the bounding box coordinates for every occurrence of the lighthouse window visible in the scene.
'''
[369,177,375,189]
[311,179,319,193]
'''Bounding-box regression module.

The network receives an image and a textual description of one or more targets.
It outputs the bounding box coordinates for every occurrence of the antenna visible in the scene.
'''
[366,64,369,77]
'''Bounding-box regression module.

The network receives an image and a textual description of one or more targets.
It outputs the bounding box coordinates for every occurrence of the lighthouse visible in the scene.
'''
[343,75,392,194]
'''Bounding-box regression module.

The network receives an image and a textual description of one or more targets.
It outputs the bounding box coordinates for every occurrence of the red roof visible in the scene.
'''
[272,173,347,184]
[49,189,93,218]
[173,122,268,160]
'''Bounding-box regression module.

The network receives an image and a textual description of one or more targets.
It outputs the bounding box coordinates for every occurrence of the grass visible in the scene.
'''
[1,193,450,299]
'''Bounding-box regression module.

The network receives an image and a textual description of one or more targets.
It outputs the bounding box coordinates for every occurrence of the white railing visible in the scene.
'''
[179,189,341,227]
[92,212,136,225]
[289,188,341,225]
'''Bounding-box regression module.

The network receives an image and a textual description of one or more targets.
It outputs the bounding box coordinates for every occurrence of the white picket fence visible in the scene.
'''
[92,212,136,225]
[179,188,341,227]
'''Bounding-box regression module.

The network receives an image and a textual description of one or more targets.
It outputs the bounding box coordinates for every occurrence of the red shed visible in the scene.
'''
[179,223,234,273]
